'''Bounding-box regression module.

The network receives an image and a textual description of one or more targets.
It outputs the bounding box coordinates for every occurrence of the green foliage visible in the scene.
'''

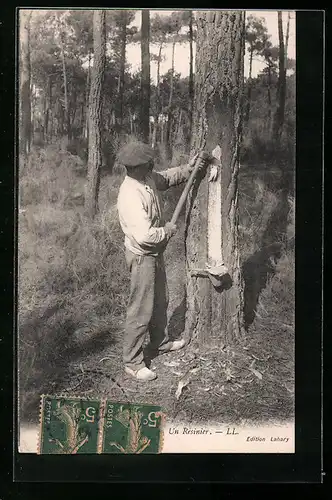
[241,72,295,166]
[245,15,269,53]
[27,10,295,169]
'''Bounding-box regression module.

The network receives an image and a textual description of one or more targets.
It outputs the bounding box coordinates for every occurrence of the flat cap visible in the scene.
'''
[117,141,155,167]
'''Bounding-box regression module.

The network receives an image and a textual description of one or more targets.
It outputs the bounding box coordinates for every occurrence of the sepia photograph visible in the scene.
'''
[17,8,296,454]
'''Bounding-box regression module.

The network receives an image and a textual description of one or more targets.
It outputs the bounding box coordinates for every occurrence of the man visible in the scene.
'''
[117,141,209,381]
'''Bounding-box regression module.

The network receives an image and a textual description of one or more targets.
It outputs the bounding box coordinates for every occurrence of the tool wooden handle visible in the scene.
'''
[170,153,209,225]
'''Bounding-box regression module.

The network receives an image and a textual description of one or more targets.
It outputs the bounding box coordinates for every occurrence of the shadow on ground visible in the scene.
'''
[242,242,283,330]
[168,297,186,341]
[242,178,291,331]
[19,311,117,423]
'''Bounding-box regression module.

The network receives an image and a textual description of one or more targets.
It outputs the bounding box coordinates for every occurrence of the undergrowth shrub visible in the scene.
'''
[19,145,85,207]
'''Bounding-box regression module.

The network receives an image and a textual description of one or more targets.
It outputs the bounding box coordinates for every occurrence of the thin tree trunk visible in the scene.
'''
[129,110,133,134]
[57,13,69,141]
[140,10,150,142]
[85,51,92,141]
[42,86,46,142]
[172,108,185,163]
[118,10,127,130]
[165,40,176,158]
[175,108,183,142]
[273,11,286,144]
[284,11,291,76]
[31,84,35,144]
[43,77,51,143]
[185,11,245,346]
[71,83,77,133]
[49,80,53,142]
[267,62,272,132]
[168,41,176,110]
[152,42,163,148]
[80,102,85,138]
[20,10,32,155]
[188,10,194,148]
[245,45,253,122]
[284,11,291,110]
[161,116,164,145]
[85,10,106,219]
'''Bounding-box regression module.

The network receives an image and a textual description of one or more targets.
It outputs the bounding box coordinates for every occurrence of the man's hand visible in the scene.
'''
[164,222,177,239]
[188,151,210,172]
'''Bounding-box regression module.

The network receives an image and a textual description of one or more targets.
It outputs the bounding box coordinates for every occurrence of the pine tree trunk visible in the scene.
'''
[165,41,176,159]
[20,10,32,155]
[273,11,286,144]
[152,42,163,148]
[118,10,127,130]
[284,11,291,110]
[85,10,106,219]
[49,80,53,142]
[184,11,245,346]
[80,102,85,138]
[267,62,272,133]
[129,110,133,134]
[284,12,291,76]
[85,51,92,141]
[141,10,150,142]
[188,11,194,148]
[57,14,69,141]
[43,77,51,143]
[31,84,35,145]
[245,46,253,122]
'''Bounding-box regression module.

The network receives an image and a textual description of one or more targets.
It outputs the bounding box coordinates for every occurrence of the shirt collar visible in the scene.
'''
[125,173,152,188]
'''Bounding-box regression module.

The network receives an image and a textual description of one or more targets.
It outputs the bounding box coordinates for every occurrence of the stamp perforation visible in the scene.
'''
[37,395,165,454]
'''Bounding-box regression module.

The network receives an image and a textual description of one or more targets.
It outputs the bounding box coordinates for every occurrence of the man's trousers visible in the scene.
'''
[123,248,172,370]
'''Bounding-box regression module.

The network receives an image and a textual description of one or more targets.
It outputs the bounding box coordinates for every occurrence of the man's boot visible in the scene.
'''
[125,366,157,381]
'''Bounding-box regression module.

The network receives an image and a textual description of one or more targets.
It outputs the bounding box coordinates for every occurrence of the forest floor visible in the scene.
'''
[18,143,295,427]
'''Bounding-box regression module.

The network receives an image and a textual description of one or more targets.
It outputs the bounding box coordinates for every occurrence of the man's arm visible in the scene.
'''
[152,153,211,191]
[117,192,176,251]
[151,164,193,192]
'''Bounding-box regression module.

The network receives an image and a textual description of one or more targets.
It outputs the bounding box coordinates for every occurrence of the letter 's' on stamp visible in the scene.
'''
[38,395,101,454]
[100,401,164,454]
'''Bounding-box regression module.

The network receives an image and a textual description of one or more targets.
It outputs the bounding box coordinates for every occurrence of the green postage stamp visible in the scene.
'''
[38,396,102,454]
[38,395,164,454]
[100,401,164,454]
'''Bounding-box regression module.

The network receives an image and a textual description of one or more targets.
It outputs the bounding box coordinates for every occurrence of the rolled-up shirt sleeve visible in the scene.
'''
[152,164,192,191]
[117,191,166,250]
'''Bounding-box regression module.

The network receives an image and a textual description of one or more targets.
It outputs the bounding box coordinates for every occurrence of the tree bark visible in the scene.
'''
[165,40,176,158]
[49,80,53,142]
[57,13,69,141]
[273,11,286,144]
[118,10,127,130]
[43,76,51,143]
[85,10,106,219]
[267,62,272,132]
[152,42,163,148]
[30,84,34,144]
[84,51,92,141]
[141,10,150,142]
[284,11,291,107]
[184,11,245,346]
[188,11,194,148]
[20,10,32,155]
[284,11,291,76]
[245,45,253,122]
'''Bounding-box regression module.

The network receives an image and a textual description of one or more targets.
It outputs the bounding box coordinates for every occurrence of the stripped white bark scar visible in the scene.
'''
[207,145,223,267]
